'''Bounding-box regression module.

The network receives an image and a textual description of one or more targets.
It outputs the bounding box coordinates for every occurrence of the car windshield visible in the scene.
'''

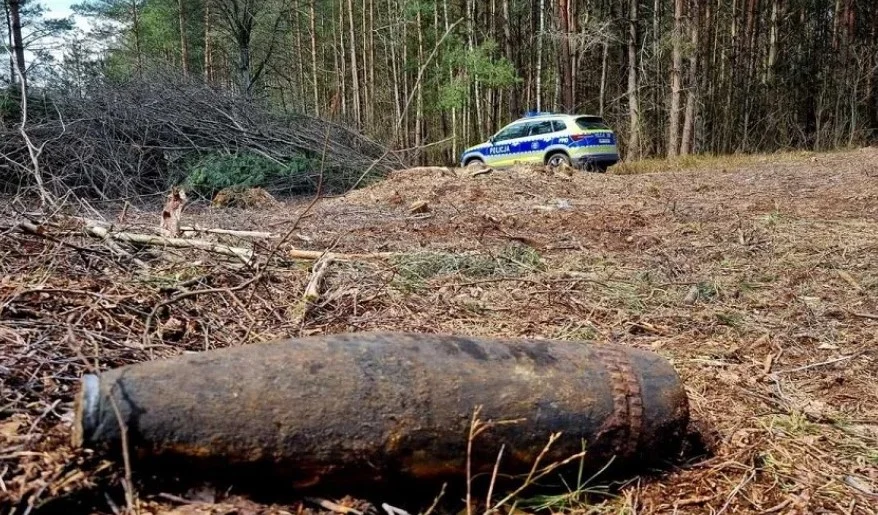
[575,116,611,130]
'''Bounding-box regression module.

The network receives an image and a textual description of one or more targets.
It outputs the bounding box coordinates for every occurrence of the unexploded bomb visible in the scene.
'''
[72,332,689,489]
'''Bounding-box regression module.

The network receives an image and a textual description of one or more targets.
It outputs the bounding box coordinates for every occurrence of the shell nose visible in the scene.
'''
[72,373,100,447]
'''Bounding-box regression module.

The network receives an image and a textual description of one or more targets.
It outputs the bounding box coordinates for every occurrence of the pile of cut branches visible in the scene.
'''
[0,73,404,202]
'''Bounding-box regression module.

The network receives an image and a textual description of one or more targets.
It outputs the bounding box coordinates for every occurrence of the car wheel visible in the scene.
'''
[466,158,485,168]
[546,153,571,168]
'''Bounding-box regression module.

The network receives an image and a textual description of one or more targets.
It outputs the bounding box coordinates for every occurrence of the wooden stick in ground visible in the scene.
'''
[303,257,332,303]
[85,225,254,265]
[160,187,187,237]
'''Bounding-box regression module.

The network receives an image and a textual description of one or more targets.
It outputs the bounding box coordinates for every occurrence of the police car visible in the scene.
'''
[460,112,620,172]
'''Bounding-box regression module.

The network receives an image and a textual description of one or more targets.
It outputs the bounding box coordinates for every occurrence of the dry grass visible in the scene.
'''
[609,148,859,175]
[2,147,878,514]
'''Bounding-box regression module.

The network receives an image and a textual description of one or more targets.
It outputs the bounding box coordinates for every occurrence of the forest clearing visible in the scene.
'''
[3,0,878,512]
[2,148,877,514]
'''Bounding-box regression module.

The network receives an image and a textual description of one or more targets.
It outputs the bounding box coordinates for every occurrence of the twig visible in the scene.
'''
[107,387,136,513]
[382,504,411,515]
[485,444,506,512]
[716,469,756,515]
[419,483,446,515]
[772,353,860,375]
[305,497,363,515]
[14,57,56,209]
[142,273,263,350]
[486,434,588,514]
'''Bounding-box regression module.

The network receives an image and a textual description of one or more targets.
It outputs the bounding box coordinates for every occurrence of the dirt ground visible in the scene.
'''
[2,148,877,514]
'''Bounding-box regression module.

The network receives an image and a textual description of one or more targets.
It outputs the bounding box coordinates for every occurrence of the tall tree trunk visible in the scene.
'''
[177,0,189,77]
[627,0,641,160]
[294,0,306,111]
[309,0,319,115]
[415,5,424,156]
[557,0,573,111]
[203,0,212,82]
[4,0,16,84]
[503,0,516,118]
[388,4,401,144]
[468,0,483,139]
[652,0,661,155]
[767,0,778,84]
[369,0,375,127]
[668,0,684,157]
[347,0,362,126]
[599,40,608,116]
[130,0,143,77]
[536,0,545,111]
[337,3,347,118]
[681,0,699,155]
[361,0,369,127]
[238,42,251,97]
[444,0,457,159]
[402,0,410,147]
[8,0,26,88]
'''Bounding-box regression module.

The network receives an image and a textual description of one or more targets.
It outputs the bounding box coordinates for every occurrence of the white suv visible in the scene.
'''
[460,112,620,172]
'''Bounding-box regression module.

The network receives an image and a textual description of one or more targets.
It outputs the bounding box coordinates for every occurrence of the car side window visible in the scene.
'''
[529,121,555,136]
[494,123,529,142]
[552,120,567,132]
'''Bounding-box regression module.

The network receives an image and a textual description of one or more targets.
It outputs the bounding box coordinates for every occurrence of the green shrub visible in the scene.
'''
[183,152,319,199]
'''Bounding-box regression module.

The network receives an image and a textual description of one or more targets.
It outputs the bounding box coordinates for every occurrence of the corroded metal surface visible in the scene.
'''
[72,332,689,487]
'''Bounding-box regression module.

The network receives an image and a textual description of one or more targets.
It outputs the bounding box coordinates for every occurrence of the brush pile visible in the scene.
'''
[0,74,403,201]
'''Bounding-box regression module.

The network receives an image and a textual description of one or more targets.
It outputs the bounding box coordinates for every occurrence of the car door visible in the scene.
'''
[485,122,531,167]
[519,120,557,164]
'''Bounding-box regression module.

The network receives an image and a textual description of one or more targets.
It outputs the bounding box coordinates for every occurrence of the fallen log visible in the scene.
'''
[179,226,281,239]
[72,332,689,490]
[85,225,255,264]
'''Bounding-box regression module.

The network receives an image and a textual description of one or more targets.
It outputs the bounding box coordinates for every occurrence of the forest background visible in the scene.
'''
[2,0,877,199]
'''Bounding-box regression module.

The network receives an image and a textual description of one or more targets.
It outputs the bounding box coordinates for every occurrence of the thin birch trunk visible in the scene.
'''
[310,0,319,115]
[503,0,516,118]
[416,5,424,156]
[337,3,348,118]
[668,0,683,157]
[294,0,306,112]
[627,0,641,159]
[681,0,699,155]
[347,0,362,126]
[177,0,189,77]
[536,0,545,111]
[388,6,402,141]
[766,0,777,84]
[203,0,212,82]
[362,0,369,127]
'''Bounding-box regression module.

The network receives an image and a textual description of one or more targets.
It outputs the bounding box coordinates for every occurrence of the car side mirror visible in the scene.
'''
[488,136,496,144]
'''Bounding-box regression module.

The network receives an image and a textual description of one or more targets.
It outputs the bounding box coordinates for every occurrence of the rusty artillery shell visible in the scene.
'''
[72,332,689,488]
